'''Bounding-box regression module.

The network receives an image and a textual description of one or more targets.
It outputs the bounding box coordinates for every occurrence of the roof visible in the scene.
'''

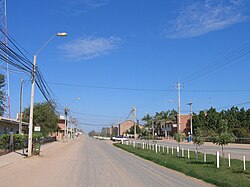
[0,116,29,126]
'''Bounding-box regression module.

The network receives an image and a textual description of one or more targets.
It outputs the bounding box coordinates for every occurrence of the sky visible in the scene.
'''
[3,0,250,132]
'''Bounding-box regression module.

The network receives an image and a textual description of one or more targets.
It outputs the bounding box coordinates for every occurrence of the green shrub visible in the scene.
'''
[13,134,25,150]
[0,134,10,149]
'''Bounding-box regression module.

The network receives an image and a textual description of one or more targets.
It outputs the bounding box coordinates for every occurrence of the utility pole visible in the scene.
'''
[28,55,37,157]
[177,81,181,134]
[70,117,73,139]
[152,120,154,141]
[132,107,137,139]
[187,102,193,136]
[0,0,10,118]
[27,32,67,157]
[19,79,24,134]
[64,107,68,141]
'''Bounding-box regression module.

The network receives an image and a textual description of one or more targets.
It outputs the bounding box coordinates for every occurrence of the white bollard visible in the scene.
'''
[243,156,246,171]
[182,148,184,157]
[204,152,206,162]
[228,153,231,168]
[167,146,169,154]
[217,151,220,168]
[172,146,174,155]
[155,144,158,153]
[188,149,190,159]
[121,139,124,144]
[133,141,135,148]
[177,146,180,157]
[143,142,144,149]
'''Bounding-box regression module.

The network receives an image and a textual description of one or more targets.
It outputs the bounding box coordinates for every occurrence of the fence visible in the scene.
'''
[124,140,249,171]
[0,134,57,156]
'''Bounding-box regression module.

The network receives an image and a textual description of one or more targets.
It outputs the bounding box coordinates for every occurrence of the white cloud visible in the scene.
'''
[165,0,249,39]
[59,36,121,60]
[59,0,110,16]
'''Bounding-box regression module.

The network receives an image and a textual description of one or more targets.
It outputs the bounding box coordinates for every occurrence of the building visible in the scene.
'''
[179,114,191,135]
[0,116,28,136]
[162,114,191,137]
[118,120,135,136]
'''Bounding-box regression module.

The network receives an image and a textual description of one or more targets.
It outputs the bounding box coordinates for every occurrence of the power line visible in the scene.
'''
[46,81,176,92]
[214,101,250,110]
[46,81,250,93]
[71,110,126,119]
[183,41,250,84]
[78,122,111,127]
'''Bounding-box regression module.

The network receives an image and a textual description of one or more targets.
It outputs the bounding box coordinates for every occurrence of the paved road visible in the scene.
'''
[135,139,250,160]
[0,136,212,187]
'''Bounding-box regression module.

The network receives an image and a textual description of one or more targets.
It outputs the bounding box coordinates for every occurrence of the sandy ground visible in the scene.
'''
[0,136,213,187]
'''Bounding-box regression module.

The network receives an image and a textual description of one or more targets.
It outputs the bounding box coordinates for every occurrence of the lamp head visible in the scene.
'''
[57,32,68,37]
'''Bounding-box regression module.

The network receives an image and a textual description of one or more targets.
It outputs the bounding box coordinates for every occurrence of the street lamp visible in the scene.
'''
[27,32,67,157]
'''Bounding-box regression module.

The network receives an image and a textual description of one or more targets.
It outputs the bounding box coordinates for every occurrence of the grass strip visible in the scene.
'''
[114,143,250,187]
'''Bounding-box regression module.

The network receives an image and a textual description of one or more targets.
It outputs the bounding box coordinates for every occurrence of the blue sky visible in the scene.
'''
[5,0,250,132]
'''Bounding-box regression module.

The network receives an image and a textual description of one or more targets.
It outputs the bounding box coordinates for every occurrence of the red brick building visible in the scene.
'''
[162,114,191,137]
[118,120,135,136]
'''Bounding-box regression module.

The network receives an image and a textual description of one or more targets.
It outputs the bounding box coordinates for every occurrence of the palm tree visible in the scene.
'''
[154,110,178,138]
[142,114,152,127]
[142,114,154,139]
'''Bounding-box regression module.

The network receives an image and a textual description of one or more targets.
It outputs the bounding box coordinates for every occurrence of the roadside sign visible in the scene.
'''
[34,126,41,132]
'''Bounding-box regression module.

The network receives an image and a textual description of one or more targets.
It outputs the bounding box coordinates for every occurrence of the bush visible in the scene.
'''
[13,134,25,150]
[0,133,44,151]
[0,134,10,149]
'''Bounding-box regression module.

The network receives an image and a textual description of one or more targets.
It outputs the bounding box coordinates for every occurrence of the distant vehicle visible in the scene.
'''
[112,136,128,141]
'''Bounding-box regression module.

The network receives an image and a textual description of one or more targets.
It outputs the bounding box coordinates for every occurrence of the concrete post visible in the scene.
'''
[217,151,220,168]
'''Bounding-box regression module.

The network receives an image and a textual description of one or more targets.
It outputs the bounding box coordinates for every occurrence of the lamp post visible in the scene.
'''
[187,102,193,136]
[27,32,67,157]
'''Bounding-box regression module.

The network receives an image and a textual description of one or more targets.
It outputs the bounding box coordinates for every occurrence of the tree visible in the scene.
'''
[0,74,5,116]
[88,130,97,137]
[174,132,185,157]
[210,120,236,157]
[193,128,204,160]
[142,114,152,127]
[142,113,154,139]
[23,102,58,137]
[126,124,142,135]
[100,127,110,137]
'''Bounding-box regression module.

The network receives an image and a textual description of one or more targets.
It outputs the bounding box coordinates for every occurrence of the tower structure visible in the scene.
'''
[0,0,10,118]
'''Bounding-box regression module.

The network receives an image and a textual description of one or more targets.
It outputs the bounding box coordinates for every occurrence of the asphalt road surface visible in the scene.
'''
[0,136,212,187]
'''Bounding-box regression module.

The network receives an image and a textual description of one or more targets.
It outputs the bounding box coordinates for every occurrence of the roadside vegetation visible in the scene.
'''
[142,107,250,142]
[114,143,250,187]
